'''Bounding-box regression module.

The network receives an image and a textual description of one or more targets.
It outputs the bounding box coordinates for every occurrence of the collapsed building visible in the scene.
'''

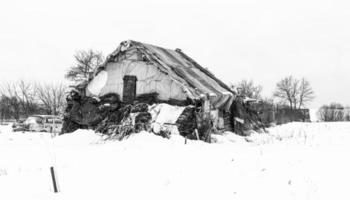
[62,40,264,141]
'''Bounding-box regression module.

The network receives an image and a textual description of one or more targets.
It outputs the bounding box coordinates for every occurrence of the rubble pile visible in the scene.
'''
[231,97,266,136]
[95,103,153,140]
[61,91,267,141]
[61,91,200,140]
[175,107,197,139]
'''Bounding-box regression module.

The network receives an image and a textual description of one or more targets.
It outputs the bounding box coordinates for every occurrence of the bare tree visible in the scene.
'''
[273,76,297,109]
[0,83,19,120]
[0,80,39,119]
[0,95,21,121]
[35,83,67,115]
[0,95,10,121]
[0,80,68,120]
[232,80,263,99]
[298,78,315,109]
[16,80,38,116]
[65,49,104,82]
[273,76,314,109]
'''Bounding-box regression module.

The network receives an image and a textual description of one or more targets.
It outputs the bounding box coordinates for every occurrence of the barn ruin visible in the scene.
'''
[61,40,264,141]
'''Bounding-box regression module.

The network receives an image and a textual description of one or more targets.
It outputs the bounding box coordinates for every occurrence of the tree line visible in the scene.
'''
[233,78,350,122]
[232,76,315,110]
[0,49,103,122]
[317,103,350,122]
[0,80,66,121]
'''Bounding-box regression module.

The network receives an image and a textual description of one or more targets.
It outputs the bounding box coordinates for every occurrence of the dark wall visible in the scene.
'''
[274,108,310,125]
[255,103,310,125]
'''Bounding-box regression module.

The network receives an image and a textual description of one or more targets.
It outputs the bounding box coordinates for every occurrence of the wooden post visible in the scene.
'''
[194,129,200,140]
[50,166,59,193]
[202,93,212,143]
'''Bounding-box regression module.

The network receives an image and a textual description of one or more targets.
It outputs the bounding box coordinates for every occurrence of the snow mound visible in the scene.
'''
[0,123,13,134]
[53,122,350,147]
[123,131,169,145]
[121,131,198,148]
[211,131,248,144]
[54,129,103,146]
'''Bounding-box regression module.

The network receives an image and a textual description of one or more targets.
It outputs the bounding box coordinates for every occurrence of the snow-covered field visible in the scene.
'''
[1,122,350,200]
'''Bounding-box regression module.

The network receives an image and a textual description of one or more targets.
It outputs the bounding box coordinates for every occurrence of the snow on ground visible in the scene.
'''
[1,122,350,200]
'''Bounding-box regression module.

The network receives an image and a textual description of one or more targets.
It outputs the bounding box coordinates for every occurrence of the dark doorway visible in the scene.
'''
[123,75,137,104]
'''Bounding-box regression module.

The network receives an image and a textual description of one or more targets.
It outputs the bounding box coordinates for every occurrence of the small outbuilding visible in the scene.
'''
[85,40,236,131]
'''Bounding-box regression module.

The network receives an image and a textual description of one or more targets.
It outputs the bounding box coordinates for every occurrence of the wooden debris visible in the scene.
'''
[175,106,197,138]
[61,90,266,142]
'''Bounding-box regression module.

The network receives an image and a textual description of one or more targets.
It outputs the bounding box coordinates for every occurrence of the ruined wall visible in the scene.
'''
[274,108,310,124]
[258,107,310,125]
[86,60,188,102]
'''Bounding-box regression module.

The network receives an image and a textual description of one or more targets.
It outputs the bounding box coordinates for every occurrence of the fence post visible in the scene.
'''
[50,166,59,193]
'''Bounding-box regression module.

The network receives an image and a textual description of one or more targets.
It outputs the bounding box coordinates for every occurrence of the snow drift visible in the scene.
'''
[0,122,350,200]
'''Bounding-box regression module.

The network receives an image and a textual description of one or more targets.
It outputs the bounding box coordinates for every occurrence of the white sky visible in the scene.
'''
[0,0,349,109]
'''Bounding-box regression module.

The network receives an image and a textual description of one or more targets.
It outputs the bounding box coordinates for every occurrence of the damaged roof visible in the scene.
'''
[98,40,235,110]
